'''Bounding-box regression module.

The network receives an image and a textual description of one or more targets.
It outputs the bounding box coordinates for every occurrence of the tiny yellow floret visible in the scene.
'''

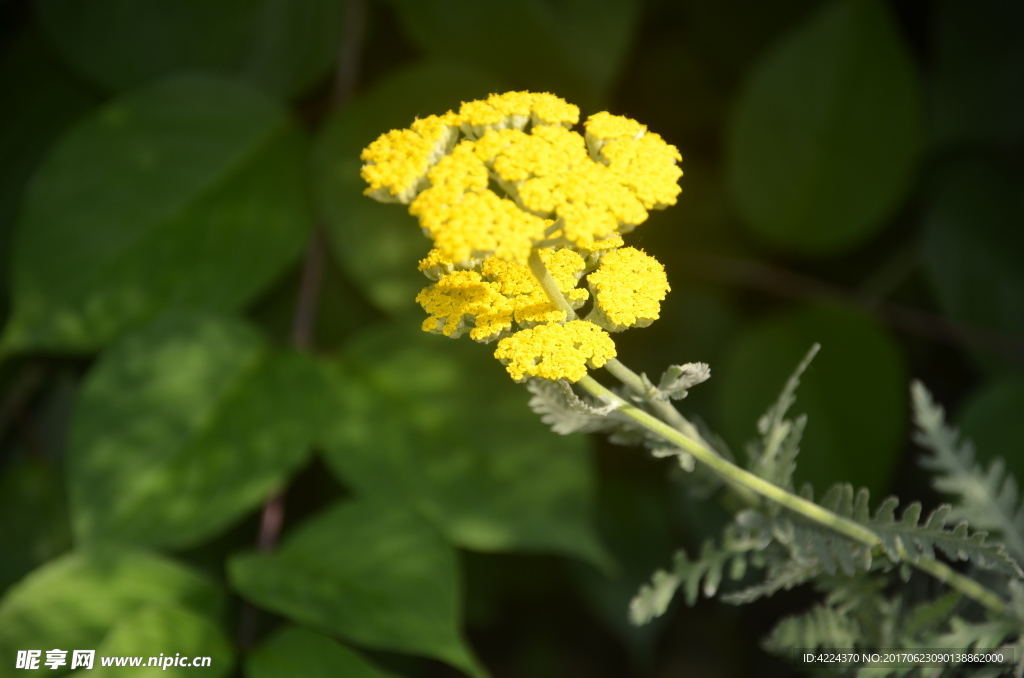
[494,320,617,382]
[588,247,670,332]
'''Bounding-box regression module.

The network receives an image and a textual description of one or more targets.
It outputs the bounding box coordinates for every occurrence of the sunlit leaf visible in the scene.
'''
[715,305,905,495]
[726,0,923,254]
[68,313,332,548]
[0,548,222,678]
[320,320,610,569]
[311,61,505,315]
[91,605,233,678]
[229,500,486,677]
[2,75,311,355]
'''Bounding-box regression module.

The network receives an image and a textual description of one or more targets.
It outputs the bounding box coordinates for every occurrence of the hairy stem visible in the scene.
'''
[525,246,1007,615]
[528,248,577,320]
[603,357,712,450]
[577,375,1005,614]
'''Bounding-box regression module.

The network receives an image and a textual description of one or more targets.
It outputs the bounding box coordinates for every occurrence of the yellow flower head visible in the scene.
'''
[415,270,514,342]
[361,113,459,204]
[363,92,682,382]
[482,248,589,326]
[417,248,588,342]
[360,91,682,266]
[494,320,617,383]
[587,247,670,332]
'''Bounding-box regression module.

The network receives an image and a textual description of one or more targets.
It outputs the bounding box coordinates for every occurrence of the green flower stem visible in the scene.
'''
[527,246,1006,614]
[576,374,1006,615]
[578,375,880,544]
[896,544,1007,614]
[528,249,578,320]
[604,357,712,449]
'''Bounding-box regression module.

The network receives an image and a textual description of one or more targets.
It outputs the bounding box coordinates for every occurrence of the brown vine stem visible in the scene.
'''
[237,0,366,650]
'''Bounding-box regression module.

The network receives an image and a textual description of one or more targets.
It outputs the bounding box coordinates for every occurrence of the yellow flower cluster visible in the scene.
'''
[416,248,588,342]
[493,320,617,383]
[361,91,681,266]
[361,91,683,382]
[588,247,670,332]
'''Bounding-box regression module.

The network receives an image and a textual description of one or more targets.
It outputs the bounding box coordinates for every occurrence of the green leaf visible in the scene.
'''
[0,548,222,678]
[385,0,640,110]
[246,626,397,678]
[229,500,486,677]
[0,458,71,594]
[68,313,332,548]
[930,0,1024,147]
[36,0,347,99]
[91,605,233,678]
[715,305,905,496]
[311,61,505,315]
[631,522,769,624]
[912,381,1024,566]
[0,28,100,322]
[922,159,1024,346]
[2,75,311,355]
[960,374,1024,487]
[763,602,860,652]
[726,0,923,255]
[320,320,610,569]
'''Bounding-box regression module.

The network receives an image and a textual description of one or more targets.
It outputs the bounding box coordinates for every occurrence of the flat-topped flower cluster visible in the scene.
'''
[361,91,681,382]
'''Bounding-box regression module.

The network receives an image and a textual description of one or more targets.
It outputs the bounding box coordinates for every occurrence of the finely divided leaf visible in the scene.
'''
[913,380,1024,565]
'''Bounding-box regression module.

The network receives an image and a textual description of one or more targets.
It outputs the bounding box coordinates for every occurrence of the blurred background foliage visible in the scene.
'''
[0,0,1021,676]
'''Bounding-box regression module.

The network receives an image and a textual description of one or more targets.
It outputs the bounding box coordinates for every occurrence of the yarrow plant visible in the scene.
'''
[363,92,1024,676]
[361,90,677,382]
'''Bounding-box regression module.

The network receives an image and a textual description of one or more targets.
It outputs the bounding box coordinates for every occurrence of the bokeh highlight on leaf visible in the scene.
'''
[321,319,611,570]
[67,312,332,549]
[0,548,223,678]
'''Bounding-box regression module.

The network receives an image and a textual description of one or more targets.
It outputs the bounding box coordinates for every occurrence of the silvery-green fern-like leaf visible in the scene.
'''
[912,381,1024,566]
[630,523,771,625]
[722,557,823,605]
[866,499,1022,577]
[746,344,819,490]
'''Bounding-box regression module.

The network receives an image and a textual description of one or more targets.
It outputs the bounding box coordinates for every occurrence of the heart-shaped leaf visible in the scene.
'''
[229,500,485,677]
